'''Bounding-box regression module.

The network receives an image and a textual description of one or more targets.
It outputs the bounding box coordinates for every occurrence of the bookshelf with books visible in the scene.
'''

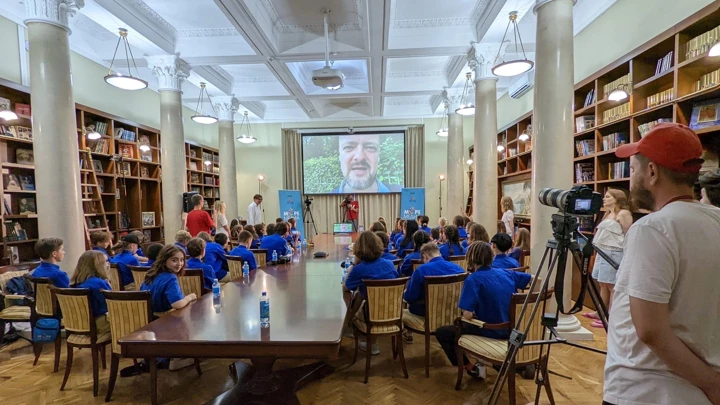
[185,142,220,213]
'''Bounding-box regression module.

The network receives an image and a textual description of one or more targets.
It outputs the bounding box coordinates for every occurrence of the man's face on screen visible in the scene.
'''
[339,135,380,190]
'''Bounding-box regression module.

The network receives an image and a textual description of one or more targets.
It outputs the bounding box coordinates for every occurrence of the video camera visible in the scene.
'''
[304,196,313,207]
[538,185,602,216]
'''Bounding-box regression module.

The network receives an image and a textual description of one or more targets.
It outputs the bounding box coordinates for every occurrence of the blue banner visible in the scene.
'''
[399,188,425,220]
[278,190,305,241]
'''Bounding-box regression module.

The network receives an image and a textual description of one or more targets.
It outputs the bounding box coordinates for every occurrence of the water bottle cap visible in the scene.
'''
[262,291,267,296]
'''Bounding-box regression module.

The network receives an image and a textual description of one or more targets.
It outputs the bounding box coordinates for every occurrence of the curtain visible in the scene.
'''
[405,125,425,188]
[282,129,303,189]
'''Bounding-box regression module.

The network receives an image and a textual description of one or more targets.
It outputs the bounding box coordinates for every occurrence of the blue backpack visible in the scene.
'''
[5,276,31,295]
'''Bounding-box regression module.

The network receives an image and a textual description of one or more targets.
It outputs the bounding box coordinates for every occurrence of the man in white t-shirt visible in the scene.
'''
[247,194,263,226]
[604,123,720,405]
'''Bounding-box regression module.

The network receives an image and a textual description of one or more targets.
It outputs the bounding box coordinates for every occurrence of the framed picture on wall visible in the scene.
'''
[501,179,532,218]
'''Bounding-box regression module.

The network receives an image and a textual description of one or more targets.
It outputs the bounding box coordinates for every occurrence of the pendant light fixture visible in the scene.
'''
[139,136,150,152]
[455,72,476,116]
[104,29,148,91]
[436,103,449,137]
[85,125,102,140]
[237,111,257,144]
[0,110,18,121]
[191,83,218,124]
[608,84,629,101]
[492,11,534,77]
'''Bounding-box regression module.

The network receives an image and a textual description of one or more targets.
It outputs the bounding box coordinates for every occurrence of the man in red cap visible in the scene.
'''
[603,123,720,405]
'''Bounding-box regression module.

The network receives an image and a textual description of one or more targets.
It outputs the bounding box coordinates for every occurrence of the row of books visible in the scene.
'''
[3,194,36,215]
[4,173,35,191]
[93,121,109,136]
[576,115,595,132]
[608,161,630,180]
[603,75,631,99]
[4,220,29,242]
[684,25,720,60]
[90,139,110,154]
[0,97,30,116]
[575,163,594,183]
[203,176,216,186]
[575,139,595,157]
[638,118,672,137]
[654,51,674,76]
[601,132,627,151]
[582,89,596,108]
[203,188,220,199]
[602,102,630,124]
[646,88,674,109]
[201,152,213,163]
[693,67,720,93]
[0,125,33,141]
[114,127,136,142]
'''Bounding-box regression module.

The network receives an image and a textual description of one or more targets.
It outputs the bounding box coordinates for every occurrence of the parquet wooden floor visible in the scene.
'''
[0,315,606,405]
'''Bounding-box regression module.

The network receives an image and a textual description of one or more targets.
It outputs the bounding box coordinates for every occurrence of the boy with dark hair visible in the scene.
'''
[275,217,283,224]
[142,243,164,267]
[186,194,214,237]
[374,231,398,261]
[229,230,257,271]
[205,233,230,281]
[404,243,464,316]
[266,223,276,236]
[186,238,216,290]
[110,234,141,287]
[259,222,291,262]
[32,238,69,288]
[490,233,521,269]
[129,230,149,263]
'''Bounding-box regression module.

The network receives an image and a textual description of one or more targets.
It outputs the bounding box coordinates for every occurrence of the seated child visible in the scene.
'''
[71,250,112,333]
[439,225,464,259]
[129,230,149,263]
[32,238,69,288]
[259,223,291,262]
[229,230,258,271]
[140,245,198,314]
[245,224,261,249]
[206,233,230,281]
[142,243,164,267]
[375,231,399,261]
[399,231,431,277]
[91,231,113,260]
[110,234,141,288]
[186,238,216,290]
[174,230,191,254]
[491,233,521,269]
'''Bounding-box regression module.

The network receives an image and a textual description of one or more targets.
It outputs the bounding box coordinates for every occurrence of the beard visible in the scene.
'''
[630,182,655,211]
[344,161,377,190]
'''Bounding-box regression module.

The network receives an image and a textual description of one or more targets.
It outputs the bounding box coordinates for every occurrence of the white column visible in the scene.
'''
[147,55,191,240]
[531,0,590,340]
[444,92,464,219]
[24,0,85,274]
[212,96,239,220]
[469,44,499,229]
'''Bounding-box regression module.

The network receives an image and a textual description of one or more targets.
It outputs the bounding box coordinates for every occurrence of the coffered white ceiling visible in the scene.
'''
[0,0,617,122]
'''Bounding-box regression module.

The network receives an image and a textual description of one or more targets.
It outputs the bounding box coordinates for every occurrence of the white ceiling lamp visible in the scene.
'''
[436,103,449,137]
[191,83,218,125]
[497,144,505,152]
[710,41,720,57]
[518,130,531,142]
[455,72,476,116]
[85,125,102,140]
[237,111,257,144]
[492,12,534,77]
[608,84,629,101]
[139,136,150,152]
[104,29,148,91]
[311,9,345,91]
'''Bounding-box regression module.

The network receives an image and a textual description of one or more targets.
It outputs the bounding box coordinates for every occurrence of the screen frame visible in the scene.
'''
[300,130,407,195]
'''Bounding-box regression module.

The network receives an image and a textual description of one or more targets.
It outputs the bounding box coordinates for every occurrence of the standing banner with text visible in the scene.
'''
[278,190,305,241]
[399,188,425,220]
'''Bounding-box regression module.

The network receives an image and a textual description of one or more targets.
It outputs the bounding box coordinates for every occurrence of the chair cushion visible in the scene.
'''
[353,318,401,334]
[67,333,111,345]
[0,306,31,320]
[402,309,425,332]
[458,335,508,362]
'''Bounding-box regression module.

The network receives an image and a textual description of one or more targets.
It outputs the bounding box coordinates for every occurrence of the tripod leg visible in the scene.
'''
[542,355,556,405]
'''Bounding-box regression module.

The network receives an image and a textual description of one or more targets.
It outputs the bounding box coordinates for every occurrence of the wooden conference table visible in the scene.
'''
[119,233,356,405]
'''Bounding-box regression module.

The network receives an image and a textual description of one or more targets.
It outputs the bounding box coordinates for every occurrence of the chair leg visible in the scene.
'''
[508,360,516,405]
[364,334,372,384]
[397,333,408,379]
[99,345,107,370]
[0,320,5,346]
[351,329,359,366]
[105,354,120,402]
[60,343,73,391]
[424,332,430,378]
[32,342,42,366]
[149,358,158,405]
[194,358,202,376]
[91,345,100,397]
[391,335,398,360]
[54,332,62,373]
[454,346,465,390]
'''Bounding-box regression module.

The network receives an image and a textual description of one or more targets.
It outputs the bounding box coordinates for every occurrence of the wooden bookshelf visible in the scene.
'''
[185,142,220,213]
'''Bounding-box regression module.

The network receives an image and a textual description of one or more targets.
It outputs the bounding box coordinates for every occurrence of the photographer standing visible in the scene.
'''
[340,195,359,232]
[603,123,720,405]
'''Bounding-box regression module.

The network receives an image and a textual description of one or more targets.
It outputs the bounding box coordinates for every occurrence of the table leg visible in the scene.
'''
[205,358,335,405]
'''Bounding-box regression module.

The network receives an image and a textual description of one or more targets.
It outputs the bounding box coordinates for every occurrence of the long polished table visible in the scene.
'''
[119,233,355,405]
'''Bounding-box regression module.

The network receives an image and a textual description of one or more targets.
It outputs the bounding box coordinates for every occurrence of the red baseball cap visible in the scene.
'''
[615,122,704,173]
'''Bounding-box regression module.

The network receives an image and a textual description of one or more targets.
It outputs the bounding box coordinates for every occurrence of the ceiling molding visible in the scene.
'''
[234,76,278,83]
[385,99,428,106]
[393,17,473,29]
[177,28,241,38]
[474,0,506,42]
[443,55,467,86]
[239,101,267,119]
[121,0,177,36]
[389,70,444,78]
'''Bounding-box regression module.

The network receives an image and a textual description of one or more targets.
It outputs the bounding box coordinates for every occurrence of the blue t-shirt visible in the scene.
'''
[396,238,415,258]
[92,247,111,260]
[493,253,521,270]
[74,276,112,317]
[508,247,523,261]
[400,251,421,277]
[419,226,432,235]
[33,262,69,288]
[461,240,468,250]
[203,242,229,280]
[110,250,140,286]
[136,247,145,257]
[141,259,155,267]
[404,256,464,316]
[140,272,184,314]
[250,238,261,249]
[174,242,188,255]
[187,257,216,291]
[392,232,404,247]
[390,230,401,241]
[458,228,468,239]
[439,243,464,260]
[259,234,291,261]
[458,267,531,339]
[344,258,399,298]
[228,245,257,270]
[381,251,399,262]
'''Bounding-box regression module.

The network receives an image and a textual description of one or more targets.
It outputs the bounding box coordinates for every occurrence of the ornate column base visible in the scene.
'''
[553,314,593,341]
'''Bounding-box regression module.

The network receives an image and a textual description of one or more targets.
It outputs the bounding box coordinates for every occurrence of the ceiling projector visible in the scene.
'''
[312,66,345,90]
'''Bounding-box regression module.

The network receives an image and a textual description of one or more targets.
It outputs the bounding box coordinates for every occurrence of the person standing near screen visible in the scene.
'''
[342,194,359,231]
[247,194,263,226]
[333,134,394,193]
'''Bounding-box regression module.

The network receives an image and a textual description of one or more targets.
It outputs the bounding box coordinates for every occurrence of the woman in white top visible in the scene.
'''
[500,196,515,237]
[583,188,633,328]
[213,201,230,236]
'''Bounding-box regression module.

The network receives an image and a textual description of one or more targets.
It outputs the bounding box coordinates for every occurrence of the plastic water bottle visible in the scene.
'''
[272,250,278,264]
[212,279,221,308]
[302,239,307,249]
[260,292,270,327]
[242,261,250,277]
[342,257,351,283]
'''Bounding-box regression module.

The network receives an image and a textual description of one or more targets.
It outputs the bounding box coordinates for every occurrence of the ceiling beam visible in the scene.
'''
[212,0,275,56]
[368,0,387,116]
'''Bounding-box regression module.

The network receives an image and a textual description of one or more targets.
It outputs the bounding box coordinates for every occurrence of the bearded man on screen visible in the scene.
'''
[332,134,394,193]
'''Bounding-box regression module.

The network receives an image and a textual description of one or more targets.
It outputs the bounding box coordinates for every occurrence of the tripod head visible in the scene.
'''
[550,212,579,246]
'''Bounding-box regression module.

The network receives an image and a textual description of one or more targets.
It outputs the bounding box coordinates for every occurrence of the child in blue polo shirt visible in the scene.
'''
[229,230,258,271]
[129,230,149,263]
[435,242,533,380]
[245,224,261,249]
[110,234,141,289]
[463,223,490,252]
[252,224,265,248]
[259,223,292,262]
[186,238,216,290]
[399,231,430,276]
[71,250,112,334]
[32,238,69,288]
[374,231,398,261]
[205,233,230,281]
[140,245,197,314]
[142,243,164,267]
[418,215,432,235]
[396,220,419,259]
[453,215,468,239]
[90,231,113,260]
[390,219,404,244]
[439,225,464,259]
[287,218,300,247]
[174,230,191,255]
[491,233,521,269]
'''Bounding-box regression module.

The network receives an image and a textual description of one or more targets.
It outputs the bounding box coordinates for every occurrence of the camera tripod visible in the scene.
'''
[487,212,611,405]
[303,201,318,240]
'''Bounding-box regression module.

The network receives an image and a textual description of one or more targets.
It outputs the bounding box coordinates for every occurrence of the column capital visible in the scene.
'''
[534,0,577,14]
[24,0,84,33]
[146,54,191,92]
[441,88,464,113]
[211,96,240,122]
[468,42,505,81]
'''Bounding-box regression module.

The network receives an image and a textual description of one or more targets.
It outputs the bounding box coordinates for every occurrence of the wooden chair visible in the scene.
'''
[448,255,467,272]
[389,249,398,255]
[250,248,268,267]
[107,263,123,291]
[509,266,530,274]
[351,277,410,384]
[28,276,62,371]
[128,265,149,291]
[403,248,414,257]
[0,269,32,347]
[411,259,423,273]
[226,255,244,280]
[52,288,111,397]
[391,258,401,271]
[402,273,468,377]
[454,290,555,405]
[140,242,153,255]
[522,250,531,267]
[178,269,205,298]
